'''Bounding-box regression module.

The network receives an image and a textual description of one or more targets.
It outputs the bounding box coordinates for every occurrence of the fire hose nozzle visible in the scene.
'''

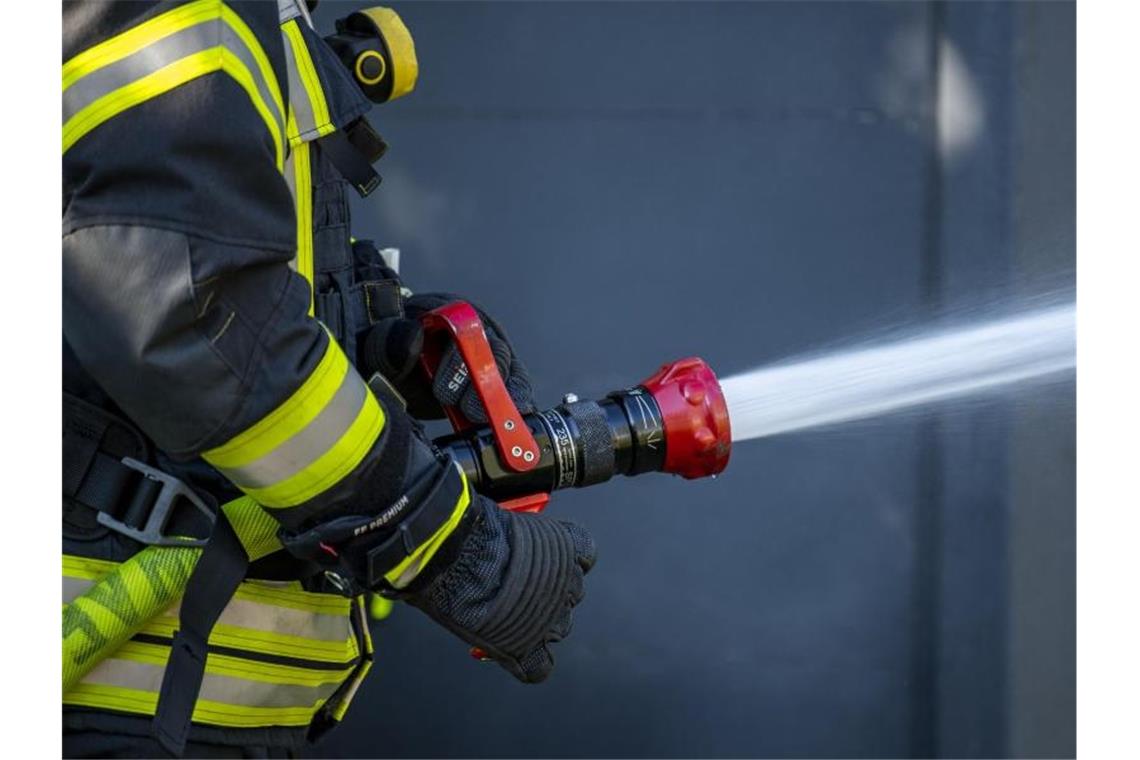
[411,301,730,510]
[433,351,731,509]
[637,357,732,480]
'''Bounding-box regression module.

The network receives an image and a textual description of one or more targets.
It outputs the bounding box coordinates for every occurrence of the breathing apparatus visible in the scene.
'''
[324,7,419,104]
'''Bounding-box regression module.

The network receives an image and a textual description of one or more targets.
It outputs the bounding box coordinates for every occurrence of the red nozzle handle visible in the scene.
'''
[419,302,540,474]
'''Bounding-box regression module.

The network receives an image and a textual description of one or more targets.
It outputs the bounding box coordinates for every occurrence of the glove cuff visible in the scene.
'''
[275,378,477,595]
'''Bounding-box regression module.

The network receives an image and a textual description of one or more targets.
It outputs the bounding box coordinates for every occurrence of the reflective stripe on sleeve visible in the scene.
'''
[283,111,316,313]
[277,0,311,26]
[62,0,286,168]
[202,336,385,509]
[281,19,333,143]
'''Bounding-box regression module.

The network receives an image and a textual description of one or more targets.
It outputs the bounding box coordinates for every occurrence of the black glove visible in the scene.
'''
[407,496,596,683]
[361,292,536,422]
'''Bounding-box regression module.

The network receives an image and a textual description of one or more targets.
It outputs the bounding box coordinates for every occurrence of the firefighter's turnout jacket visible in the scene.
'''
[62,1,463,751]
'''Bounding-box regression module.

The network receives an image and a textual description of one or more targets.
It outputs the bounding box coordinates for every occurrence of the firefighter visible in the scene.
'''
[62,2,595,755]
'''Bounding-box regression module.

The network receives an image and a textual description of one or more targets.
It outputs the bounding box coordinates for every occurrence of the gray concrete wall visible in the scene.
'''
[311,2,1075,757]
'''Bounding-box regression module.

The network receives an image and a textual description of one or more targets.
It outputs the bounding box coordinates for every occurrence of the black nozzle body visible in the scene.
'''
[436,391,665,504]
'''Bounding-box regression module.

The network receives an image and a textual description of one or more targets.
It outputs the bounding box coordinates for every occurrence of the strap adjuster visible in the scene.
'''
[95,457,216,547]
[365,462,465,589]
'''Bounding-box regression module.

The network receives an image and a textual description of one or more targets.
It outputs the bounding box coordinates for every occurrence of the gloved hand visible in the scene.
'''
[407,495,596,683]
[361,292,536,422]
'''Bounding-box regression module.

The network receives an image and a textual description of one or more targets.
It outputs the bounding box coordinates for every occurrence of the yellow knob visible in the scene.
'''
[357,7,418,101]
[354,49,387,86]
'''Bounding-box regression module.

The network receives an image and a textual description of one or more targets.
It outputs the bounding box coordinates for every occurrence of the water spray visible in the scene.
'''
[721,301,1075,442]
[418,300,1075,512]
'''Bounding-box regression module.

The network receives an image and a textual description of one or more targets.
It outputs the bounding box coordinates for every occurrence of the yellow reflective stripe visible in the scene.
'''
[204,337,345,468]
[160,597,354,645]
[282,19,333,141]
[326,598,374,721]
[63,553,358,662]
[289,115,316,314]
[63,543,202,693]
[129,614,359,663]
[385,466,473,588]
[219,3,286,123]
[332,658,373,721]
[64,48,215,152]
[357,596,376,656]
[213,624,359,662]
[219,48,286,169]
[110,639,354,686]
[65,637,355,727]
[62,600,358,665]
[203,336,385,509]
[63,578,351,619]
[110,611,357,664]
[62,554,117,582]
[62,0,285,168]
[63,46,284,170]
[241,389,385,508]
[65,682,323,727]
[63,557,352,618]
[62,0,218,89]
[100,640,344,686]
[236,580,352,616]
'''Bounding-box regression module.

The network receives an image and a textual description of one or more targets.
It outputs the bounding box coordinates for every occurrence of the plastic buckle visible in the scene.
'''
[96,458,216,548]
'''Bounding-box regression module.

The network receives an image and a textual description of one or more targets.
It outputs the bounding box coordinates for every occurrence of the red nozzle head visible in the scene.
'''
[638,357,731,479]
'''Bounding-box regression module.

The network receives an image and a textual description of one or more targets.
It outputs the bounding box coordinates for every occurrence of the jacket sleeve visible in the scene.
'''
[62,1,410,534]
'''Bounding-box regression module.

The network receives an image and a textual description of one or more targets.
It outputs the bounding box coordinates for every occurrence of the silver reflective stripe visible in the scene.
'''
[222,21,286,141]
[203,598,352,642]
[61,17,284,143]
[282,30,319,138]
[82,656,343,709]
[283,149,299,272]
[64,574,351,643]
[63,576,94,605]
[283,150,297,201]
[278,0,312,26]
[63,22,218,122]
[214,368,367,490]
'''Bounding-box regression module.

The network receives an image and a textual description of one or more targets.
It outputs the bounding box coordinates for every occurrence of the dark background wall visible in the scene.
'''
[311,2,1075,757]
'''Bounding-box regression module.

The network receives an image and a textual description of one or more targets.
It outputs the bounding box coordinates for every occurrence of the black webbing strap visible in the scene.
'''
[64,393,216,546]
[67,449,141,519]
[152,513,248,757]
[317,126,382,197]
[64,394,146,515]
